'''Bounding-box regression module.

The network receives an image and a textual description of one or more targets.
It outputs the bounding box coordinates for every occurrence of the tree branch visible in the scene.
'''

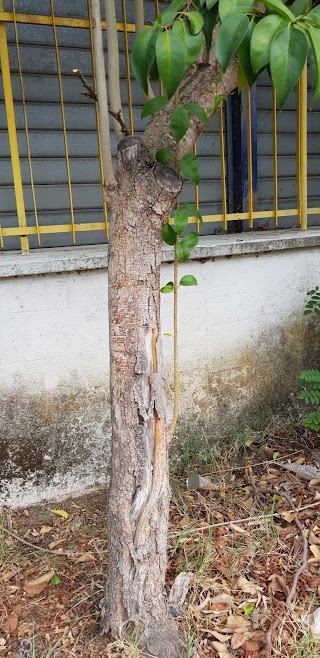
[91,0,115,188]
[142,38,238,160]
[72,68,130,136]
[104,0,126,139]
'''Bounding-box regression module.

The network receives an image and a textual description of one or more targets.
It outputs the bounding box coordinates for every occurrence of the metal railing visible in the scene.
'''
[0,1,314,253]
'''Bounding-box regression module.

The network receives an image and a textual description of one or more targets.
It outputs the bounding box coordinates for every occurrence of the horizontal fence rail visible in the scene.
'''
[0,0,318,253]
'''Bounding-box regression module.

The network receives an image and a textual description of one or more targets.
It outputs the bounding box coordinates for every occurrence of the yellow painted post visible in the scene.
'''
[0,0,29,252]
[297,65,308,230]
[246,85,254,229]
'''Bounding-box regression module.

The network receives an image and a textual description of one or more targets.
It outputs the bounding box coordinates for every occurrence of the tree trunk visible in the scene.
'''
[103,137,182,657]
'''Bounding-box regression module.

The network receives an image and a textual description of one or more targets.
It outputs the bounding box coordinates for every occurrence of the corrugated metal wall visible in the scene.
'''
[1,1,319,250]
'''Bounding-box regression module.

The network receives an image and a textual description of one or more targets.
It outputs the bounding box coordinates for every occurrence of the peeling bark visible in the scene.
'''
[103,137,182,656]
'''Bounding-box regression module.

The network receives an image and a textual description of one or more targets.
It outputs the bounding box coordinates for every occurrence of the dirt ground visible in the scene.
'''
[1,423,320,658]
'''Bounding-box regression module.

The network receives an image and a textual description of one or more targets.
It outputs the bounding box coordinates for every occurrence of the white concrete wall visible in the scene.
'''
[1,233,320,506]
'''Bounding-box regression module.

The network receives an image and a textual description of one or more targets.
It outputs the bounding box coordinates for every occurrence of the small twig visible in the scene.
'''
[45,612,96,657]
[1,525,84,557]
[72,68,130,136]
[169,500,320,536]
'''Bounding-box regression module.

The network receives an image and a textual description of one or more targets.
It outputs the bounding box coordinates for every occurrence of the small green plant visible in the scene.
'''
[298,288,320,431]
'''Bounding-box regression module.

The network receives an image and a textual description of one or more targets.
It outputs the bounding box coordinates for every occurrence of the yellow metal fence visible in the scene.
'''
[0,1,316,253]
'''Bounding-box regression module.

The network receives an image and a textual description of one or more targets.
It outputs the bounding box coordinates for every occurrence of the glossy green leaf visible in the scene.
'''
[183,101,208,124]
[270,25,308,108]
[176,241,190,261]
[51,575,61,586]
[187,10,204,34]
[160,282,174,293]
[174,209,188,234]
[181,232,199,249]
[132,27,159,93]
[216,13,249,72]
[181,202,203,223]
[263,0,294,20]
[250,15,287,74]
[219,0,254,22]
[156,30,186,98]
[179,275,198,286]
[162,223,177,245]
[172,18,204,66]
[308,27,320,105]
[238,20,258,87]
[141,95,169,119]
[290,0,310,17]
[180,153,200,183]
[215,94,227,106]
[149,56,159,81]
[156,148,175,162]
[160,1,187,26]
[206,0,218,8]
[308,6,320,25]
[170,107,190,142]
[201,4,219,51]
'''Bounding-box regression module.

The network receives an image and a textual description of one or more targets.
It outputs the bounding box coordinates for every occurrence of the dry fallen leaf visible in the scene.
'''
[231,632,249,649]
[211,641,232,658]
[201,629,231,643]
[39,525,53,536]
[225,615,251,632]
[74,553,96,563]
[1,613,18,635]
[268,574,289,598]
[237,576,263,597]
[281,510,297,523]
[309,545,320,561]
[23,569,55,597]
[49,509,69,520]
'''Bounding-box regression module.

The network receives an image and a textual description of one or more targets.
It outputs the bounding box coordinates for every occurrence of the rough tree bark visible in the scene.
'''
[100,35,239,658]
[103,137,182,656]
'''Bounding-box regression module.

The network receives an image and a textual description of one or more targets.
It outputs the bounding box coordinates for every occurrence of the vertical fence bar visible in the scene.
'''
[0,0,29,252]
[50,0,76,242]
[0,224,3,248]
[121,0,134,133]
[297,65,308,230]
[87,0,108,239]
[193,144,200,231]
[296,78,301,226]
[272,86,278,227]
[246,85,253,229]
[219,104,227,231]
[12,0,40,245]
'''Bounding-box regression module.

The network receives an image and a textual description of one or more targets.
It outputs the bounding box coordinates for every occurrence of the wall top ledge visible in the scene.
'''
[1,228,320,279]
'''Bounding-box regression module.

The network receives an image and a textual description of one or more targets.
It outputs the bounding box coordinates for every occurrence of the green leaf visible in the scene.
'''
[250,15,287,74]
[160,282,174,293]
[49,509,69,520]
[51,574,61,586]
[181,232,199,249]
[219,0,254,22]
[216,13,249,72]
[187,10,204,34]
[270,25,308,109]
[132,27,159,94]
[215,94,227,106]
[170,107,190,142]
[156,30,186,98]
[273,451,280,460]
[201,4,219,51]
[174,209,188,234]
[206,0,219,8]
[273,494,281,501]
[179,274,198,286]
[156,148,175,163]
[308,27,320,105]
[243,602,255,615]
[263,0,294,20]
[290,0,309,17]
[238,20,258,87]
[172,18,204,66]
[141,95,169,119]
[308,6,320,25]
[176,241,190,261]
[160,1,187,26]
[180,153,200,183]
[162,223,177,245]
[183,102,208,124]
[181,202,203,223]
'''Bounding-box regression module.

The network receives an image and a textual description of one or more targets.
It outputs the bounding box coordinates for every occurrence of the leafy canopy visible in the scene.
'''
[132,0,320,110]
